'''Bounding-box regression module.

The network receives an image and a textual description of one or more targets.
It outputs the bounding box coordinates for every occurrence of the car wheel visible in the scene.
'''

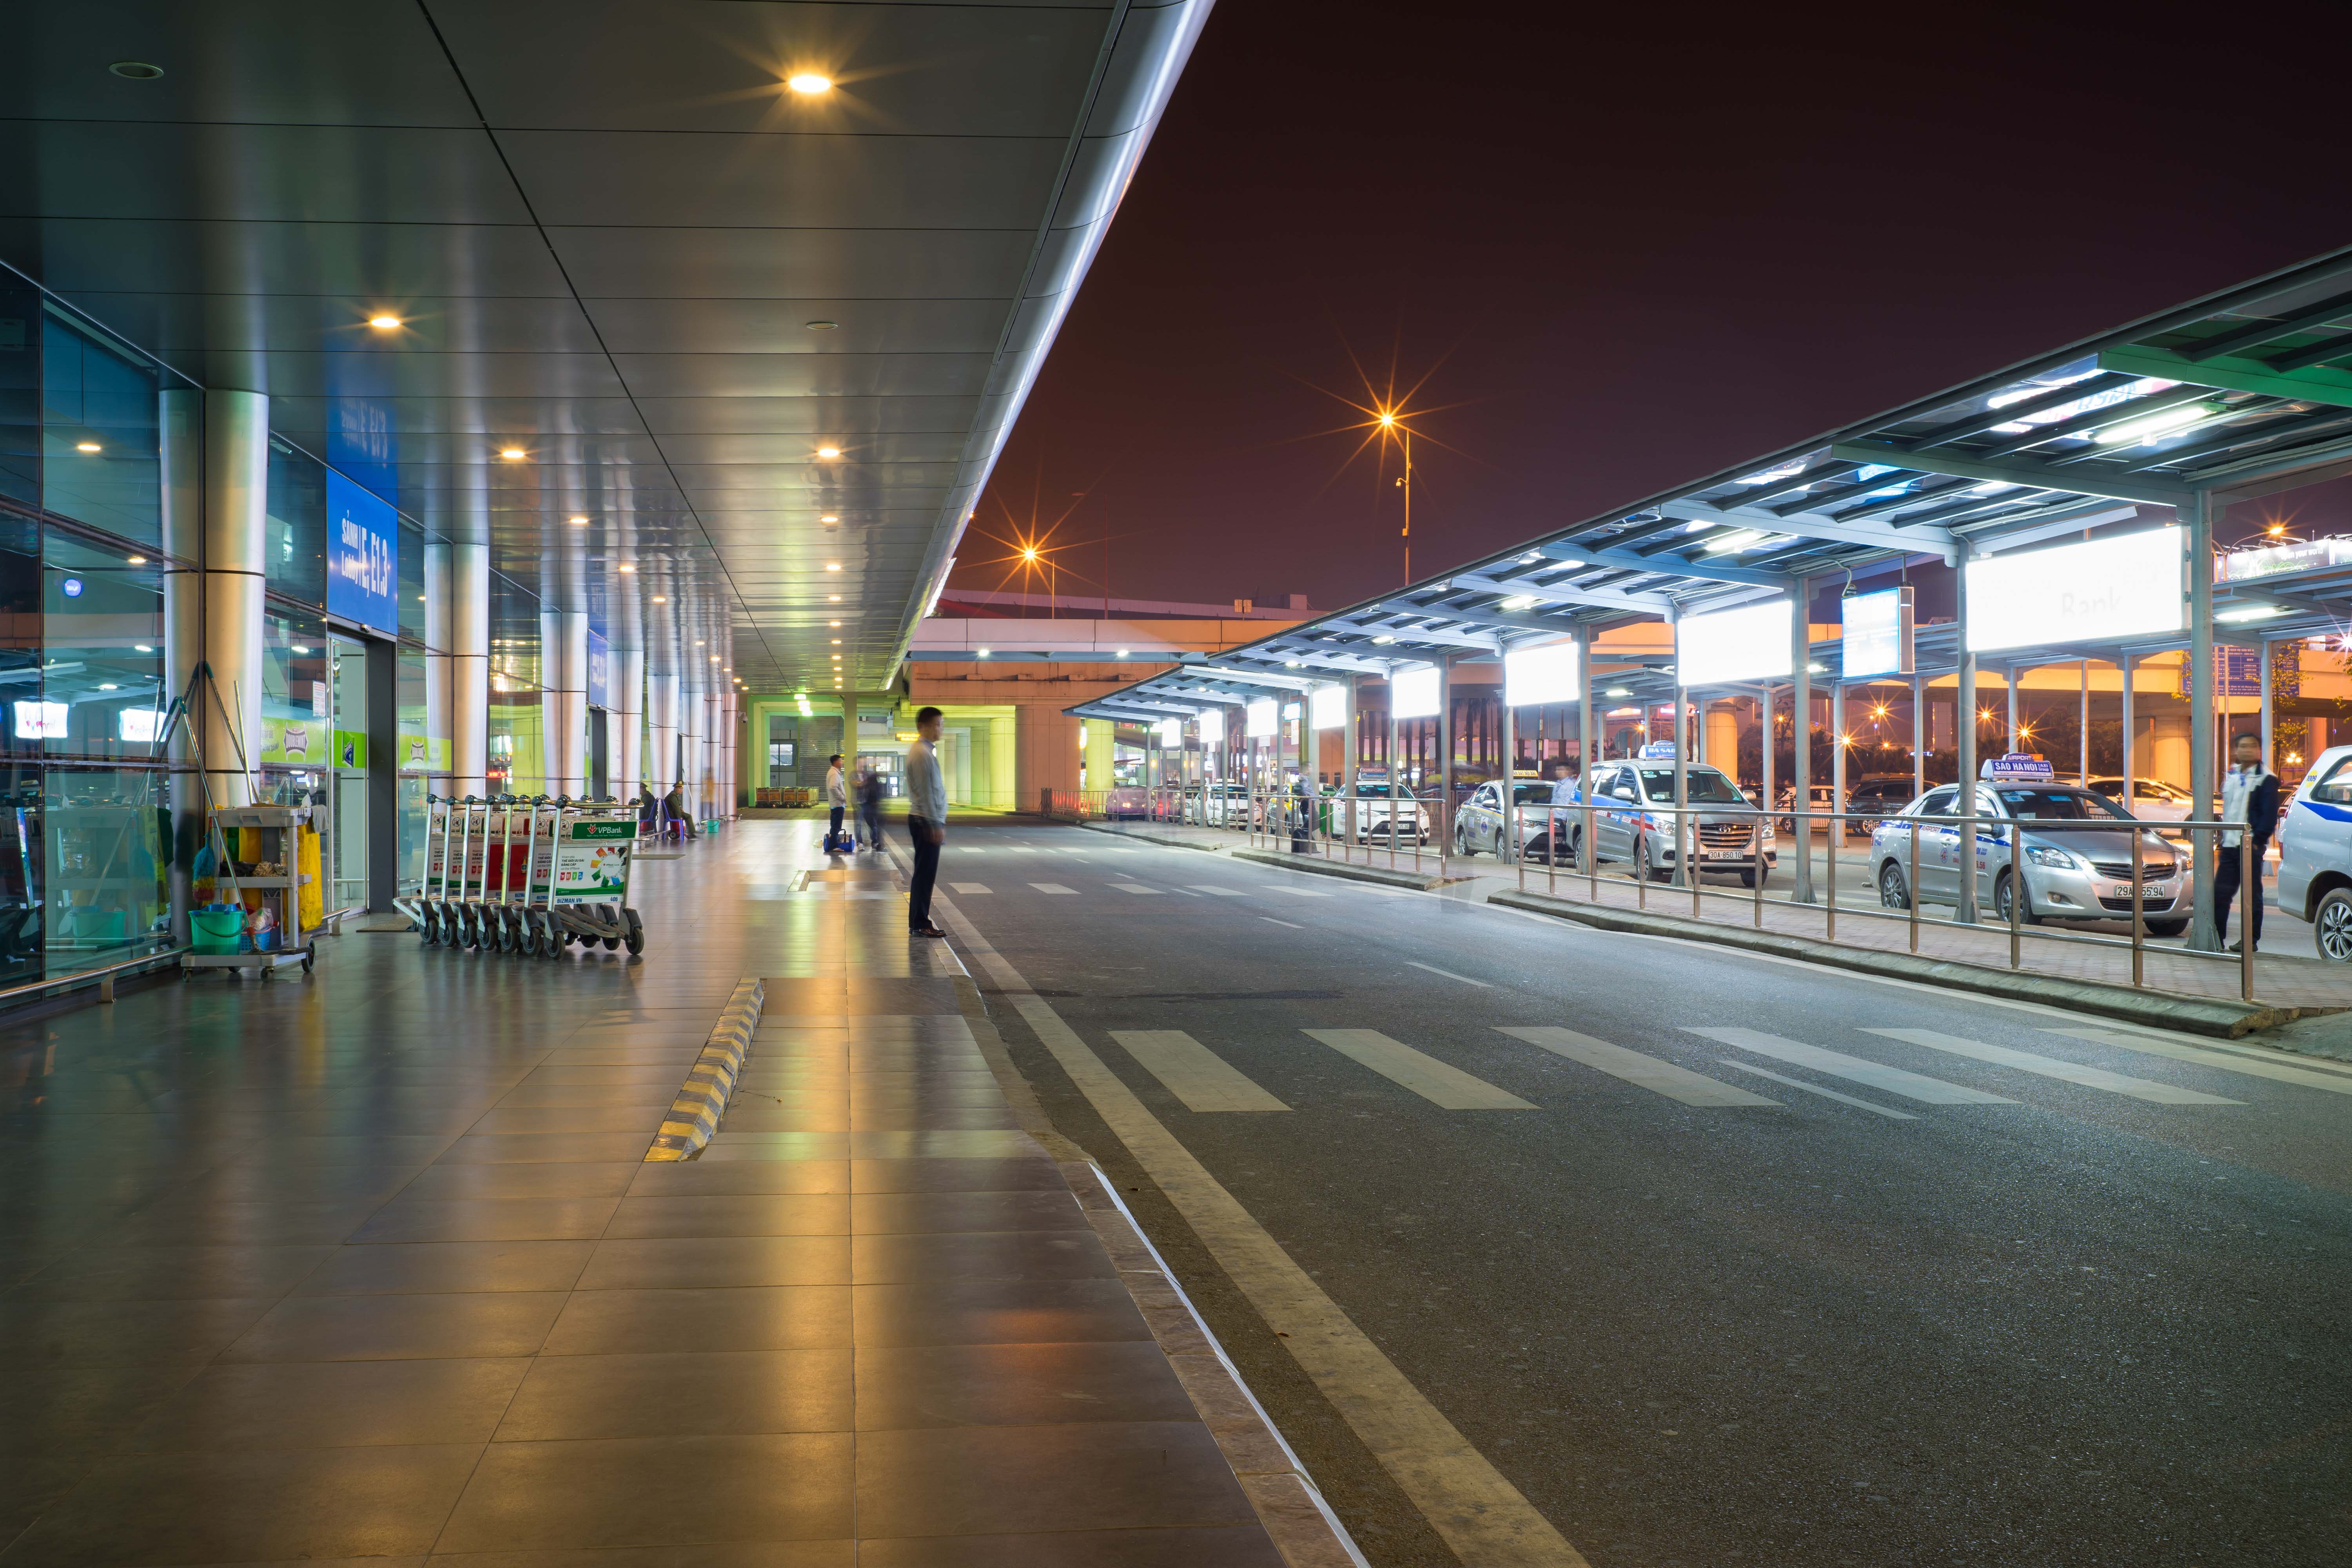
[1878,860,1909,910]
[1636,837,1659,882]
[2314,889,2352,961]
[1993,871,2044,926]
[2143,918,2189,939]
[1740,865,1769,890]
[1454,824,1474,857]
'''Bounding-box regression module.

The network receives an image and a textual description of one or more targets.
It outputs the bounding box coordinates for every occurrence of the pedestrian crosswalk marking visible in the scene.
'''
[949,882,992,894]
[1687,1028,2013,1105]
[1497,1027,1779,1107]
[1261,916,1304,929]
[2041,1028,2352,1098]
[1305,1029,1535,1110]
[1267,886,1332,897]
[1715,1058,1917,1119]
[1404,961,1489,988]
[1109,882,1165,895]
[1864,1028,2243,1105]
[1189,886,1249,897]
[1031,883,1079,895]
[1111,1030,1290,1112]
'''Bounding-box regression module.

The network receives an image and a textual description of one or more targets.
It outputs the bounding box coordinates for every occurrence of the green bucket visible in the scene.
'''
[192,908,244,955]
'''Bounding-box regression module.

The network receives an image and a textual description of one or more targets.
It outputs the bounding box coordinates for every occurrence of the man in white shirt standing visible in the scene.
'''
[904,706,947,938]
[824,753,848,852]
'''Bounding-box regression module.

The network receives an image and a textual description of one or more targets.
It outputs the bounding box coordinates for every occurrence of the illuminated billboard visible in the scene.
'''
[1392,666,1441,719]
[1245,697,1278,738]
[1965,527,2184,652]
[1676,599,1794,686]
[1504,641,1579,707]
[1310,684,1346,730]
[1841,586,1914,678]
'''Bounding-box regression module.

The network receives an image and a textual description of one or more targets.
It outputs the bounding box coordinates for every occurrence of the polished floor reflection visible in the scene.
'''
[0,825,1279,1566]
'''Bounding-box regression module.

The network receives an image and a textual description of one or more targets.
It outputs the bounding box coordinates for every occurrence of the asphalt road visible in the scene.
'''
[932,822,2352,1568]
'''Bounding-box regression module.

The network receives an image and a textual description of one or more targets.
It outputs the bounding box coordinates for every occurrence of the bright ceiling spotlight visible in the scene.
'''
[816,446,841,459]
[820,515,839,524]
[831,639,841,644]
[500,447,526,460]
[1499,595,1537,611]
[2095,403,2214,446]
[617,564,633,573]
[805,320,837,331]
[787,73,833,94]
[652,595,666,603]
[125,555,146,565]
[368,314,401,330]
[569,515,588,525]
[1605,687,1631,697]
[828,594,842,601]
[76,441,100,453]
[825,563,842,571]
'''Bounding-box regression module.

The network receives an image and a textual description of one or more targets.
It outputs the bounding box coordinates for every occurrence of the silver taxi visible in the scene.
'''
[1453,777,1572,861]
[1871,773,2185,933]
[1581,760,1777,886]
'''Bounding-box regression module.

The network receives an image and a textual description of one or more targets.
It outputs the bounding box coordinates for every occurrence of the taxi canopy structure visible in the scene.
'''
[1071,246,2352,945]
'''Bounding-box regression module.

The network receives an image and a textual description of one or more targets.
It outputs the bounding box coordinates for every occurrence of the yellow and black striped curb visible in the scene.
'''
[643,977,765,1161]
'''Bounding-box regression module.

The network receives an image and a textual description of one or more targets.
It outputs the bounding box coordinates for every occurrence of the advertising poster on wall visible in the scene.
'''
[324,469,399,633]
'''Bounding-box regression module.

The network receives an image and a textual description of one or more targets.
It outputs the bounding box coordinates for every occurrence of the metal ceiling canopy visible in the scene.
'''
[0,0,1211,697]
[1071,245,2352,725]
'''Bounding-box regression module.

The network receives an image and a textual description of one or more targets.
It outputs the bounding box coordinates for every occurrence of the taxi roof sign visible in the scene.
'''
[1982,753,2053,780]
[1637,741,1679,760]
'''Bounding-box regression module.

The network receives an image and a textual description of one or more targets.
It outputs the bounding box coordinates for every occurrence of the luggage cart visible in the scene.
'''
[525,800,643,957]
[399,796,489,947]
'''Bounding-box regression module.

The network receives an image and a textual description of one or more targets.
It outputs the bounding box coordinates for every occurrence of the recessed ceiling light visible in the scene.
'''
[695,640,704,645]
[109,61,164,80]
[806,320,838,331]
[710,655,720,662]
[99,683,117,691]
[75,442,100,453]
[135,644,152,652]
[125,555,145,565]
[824,563,841,572]
[829,594,841,601]
[829,620,841,627]
[816,446,841,459]
[617,564,633,573]
[500,448,526,460]
[652,595,667,603]
[368,314,401,330]
[568,515,588,525]
[787,73,833,94]
[820,515,838,524]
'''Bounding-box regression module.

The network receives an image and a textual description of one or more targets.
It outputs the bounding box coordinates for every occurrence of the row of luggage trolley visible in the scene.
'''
[395,796,644,958]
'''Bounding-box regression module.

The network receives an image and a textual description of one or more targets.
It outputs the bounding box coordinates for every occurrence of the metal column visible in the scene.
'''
[1790,580,1813,904]
[2259,640,2274,774]
[423,538,452,796]
[201,390,269,808]
[1955,542,1979,924]
[1910,674,1924,802]
[554,609,588,796]
[160,388,202,940]
[2187,491,2218,951]
[2007,668,2020,753]
[450,541,489,799]
[648,673,680,796]
[614,649,644,802]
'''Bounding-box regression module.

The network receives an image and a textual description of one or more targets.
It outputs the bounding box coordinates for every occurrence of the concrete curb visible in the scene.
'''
[1075,822,1232,855]
[1231,847,1461,893]
[643,977,766,1160]
[1488,889,2321,1039]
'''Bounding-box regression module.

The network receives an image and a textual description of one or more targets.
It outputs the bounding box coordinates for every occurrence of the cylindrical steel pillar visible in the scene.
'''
[1955,544,1979,924]
[614,649,644,802]
[555,609,588,796]
[2187,491,2218,949]
[424,538,452,795]
[1790,580,1813,904]
[647,672,679,795]
[201,390,269,808]
[721,689,738,816]
[450,542,489,798]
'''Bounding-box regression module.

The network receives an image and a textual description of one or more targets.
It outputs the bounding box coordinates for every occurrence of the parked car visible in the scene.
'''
[1871,775,2186,933]
[1327,780,1430,846]
[1775,783,1838,836]
[2277,744,2352,960]
[1846,775,1918,835]
[2084,776,2194,827]
[1585,761,1776,886]
[1452,778,1573,861]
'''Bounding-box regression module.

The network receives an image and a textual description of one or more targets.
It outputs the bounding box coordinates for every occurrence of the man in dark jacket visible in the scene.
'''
[2215,731,2278,954]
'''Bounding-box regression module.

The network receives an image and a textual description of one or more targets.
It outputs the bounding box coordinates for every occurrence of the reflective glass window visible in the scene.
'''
[41,532,165,762]
[43,765,169,975]
[0,515,40,762]
[398,517,426,644]
[0,281,37,511]
[260,607,332,789]
[265,437,328,607]
[41,312,162,546]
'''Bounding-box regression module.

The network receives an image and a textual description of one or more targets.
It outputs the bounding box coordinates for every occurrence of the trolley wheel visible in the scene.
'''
[301,953,314,975]
[538,912,564,959]
[494,908,518,954]
[623,909,644,956]
[602,933,620,951]
[418,908,436,944]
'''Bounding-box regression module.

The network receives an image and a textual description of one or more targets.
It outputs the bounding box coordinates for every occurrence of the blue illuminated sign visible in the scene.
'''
[324,469,398,633]
[587,630,610,708]
[60,578,82,599]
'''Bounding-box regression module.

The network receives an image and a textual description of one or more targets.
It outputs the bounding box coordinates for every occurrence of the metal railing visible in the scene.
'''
[0,942,188,1008]
[1494,799,2271,1003]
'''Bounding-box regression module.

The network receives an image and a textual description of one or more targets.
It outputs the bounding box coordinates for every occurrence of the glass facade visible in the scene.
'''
[0,265,606,996]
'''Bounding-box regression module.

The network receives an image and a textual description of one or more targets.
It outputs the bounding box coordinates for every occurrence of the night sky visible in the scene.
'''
[956,1,2352,617]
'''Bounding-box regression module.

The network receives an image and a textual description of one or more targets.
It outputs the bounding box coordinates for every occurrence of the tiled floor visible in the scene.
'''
[0,823,1285,1566]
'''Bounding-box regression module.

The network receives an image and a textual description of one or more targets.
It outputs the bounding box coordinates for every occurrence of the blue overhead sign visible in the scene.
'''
[324,469,398,633]
[588,630,610,708]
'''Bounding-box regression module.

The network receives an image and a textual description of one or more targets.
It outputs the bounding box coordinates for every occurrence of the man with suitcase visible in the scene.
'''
[824,754,849,853]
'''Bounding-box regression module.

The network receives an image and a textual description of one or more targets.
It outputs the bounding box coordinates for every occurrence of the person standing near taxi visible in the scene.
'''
[904,707,947,938]
[824,753,848,852]
[2216,731,2278,954]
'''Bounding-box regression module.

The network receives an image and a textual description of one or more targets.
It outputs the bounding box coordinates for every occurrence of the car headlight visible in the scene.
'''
[2024,845,2080,869]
